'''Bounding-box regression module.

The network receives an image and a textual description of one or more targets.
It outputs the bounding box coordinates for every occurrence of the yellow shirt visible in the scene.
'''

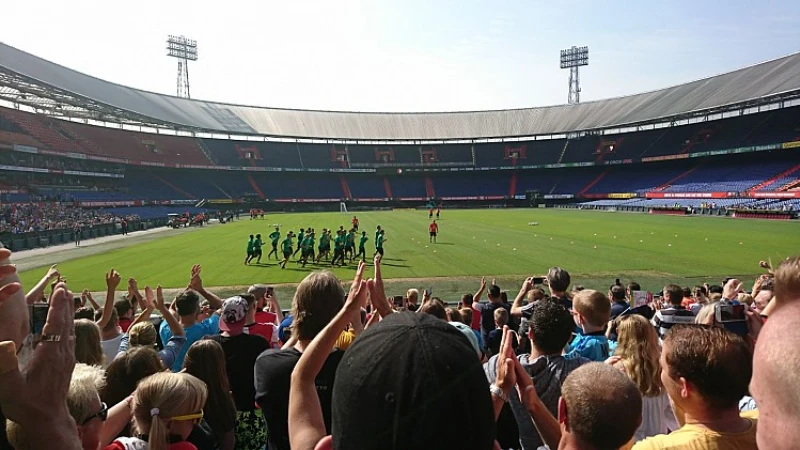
[632,418,757,450]
[334,329,356,350]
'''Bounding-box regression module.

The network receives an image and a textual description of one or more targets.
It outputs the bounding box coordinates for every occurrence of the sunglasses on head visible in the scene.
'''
[169,410,204,425]
[81,402,108,425]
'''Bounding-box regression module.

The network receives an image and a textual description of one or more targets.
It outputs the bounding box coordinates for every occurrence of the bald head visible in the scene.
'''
[753,300,800,450]
[561,362,642,450]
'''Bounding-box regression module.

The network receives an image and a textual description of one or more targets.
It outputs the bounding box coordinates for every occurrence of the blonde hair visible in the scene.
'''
[68,363,107,424]
[774,255,800,303]
[74,319,104,366]
[406,288,419,302]
[737,293,754,307]
[493,307,509,326]
[129,321,158,347]
[613,315,663,397]
[132,372,208,450]
[695,303,716,325]
[573,290,611,327]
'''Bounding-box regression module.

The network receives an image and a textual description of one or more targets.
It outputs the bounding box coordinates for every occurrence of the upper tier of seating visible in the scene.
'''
[1,105,797,170]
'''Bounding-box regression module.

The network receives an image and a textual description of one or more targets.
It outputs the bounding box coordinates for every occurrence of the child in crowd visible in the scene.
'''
[486,308,516,356]
[567,290,611,362]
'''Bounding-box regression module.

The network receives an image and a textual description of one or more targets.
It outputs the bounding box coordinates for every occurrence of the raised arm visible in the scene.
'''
[367,255,393,318]
[154,285,184,338]
[97,269,121,330]
[290,262,367,450]
[472,277,487,311]
[511,277,534,318]
[266,292,284,324]
[25,264,60,305]
[0,247,25,348]
[127,277,145,312]
[188,264,223,310]
[82,289,100,311]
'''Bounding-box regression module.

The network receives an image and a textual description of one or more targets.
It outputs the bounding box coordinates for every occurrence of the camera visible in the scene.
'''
[714,303,747,335]
[29,304,49,335]
[393,296,404,307]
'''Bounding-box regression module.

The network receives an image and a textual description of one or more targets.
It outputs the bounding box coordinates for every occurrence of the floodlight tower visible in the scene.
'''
[166,35,198,98]
[559,46,589,104]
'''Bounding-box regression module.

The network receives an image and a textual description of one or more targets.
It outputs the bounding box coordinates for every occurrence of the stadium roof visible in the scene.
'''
[1,41,800,141]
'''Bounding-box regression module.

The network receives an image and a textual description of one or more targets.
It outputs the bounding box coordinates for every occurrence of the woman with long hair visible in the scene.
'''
[608,314,678,442]
[104,372,208,450]
[75,319,105,367]
[183,340,237,450]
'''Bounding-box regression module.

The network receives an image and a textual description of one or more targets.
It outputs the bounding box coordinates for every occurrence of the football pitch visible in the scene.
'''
[17,209,800,304]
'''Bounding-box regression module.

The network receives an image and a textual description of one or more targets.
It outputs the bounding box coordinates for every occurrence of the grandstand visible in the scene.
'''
[0,41,799,216]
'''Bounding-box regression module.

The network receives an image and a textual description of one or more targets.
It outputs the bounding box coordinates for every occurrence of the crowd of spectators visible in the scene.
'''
[0,203,139,234]
[0,246,796,450]
[0,151,124,174]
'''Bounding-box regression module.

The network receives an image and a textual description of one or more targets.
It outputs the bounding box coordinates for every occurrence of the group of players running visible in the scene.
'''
[244,216,388,269]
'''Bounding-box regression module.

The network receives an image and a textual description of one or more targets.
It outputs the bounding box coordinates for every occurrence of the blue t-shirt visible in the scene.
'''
[159,314,220,372]
[566,332,609,362]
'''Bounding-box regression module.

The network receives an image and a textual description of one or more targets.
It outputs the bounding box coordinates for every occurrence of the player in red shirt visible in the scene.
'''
[429,220,439,243]
[351,215,359,231]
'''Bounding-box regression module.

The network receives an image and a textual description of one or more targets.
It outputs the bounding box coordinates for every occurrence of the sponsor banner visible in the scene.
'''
[748,191,800,199]
[607,193,638,199]
[79,201,142,207]
[354,198,390,202]
[0,189,22,194]
[0,143,12,150]
[543,194,574,199]
[641,154,689,162]
[645,192,731,199]
[437,195,506,201]
[0,164,48,173]
[12,144,38,154]
[603,159,634,165]
[62,170,123,179]
[140,161,167,167]
[397,197,426,201]
[783,141,800,149]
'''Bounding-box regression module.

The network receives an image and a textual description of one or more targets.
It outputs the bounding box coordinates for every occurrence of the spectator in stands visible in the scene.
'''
[406,288,419,311]
[248,284,283,325]
[486,308,516,356]
[546,267,572,309]
[626,282,641,302]
[445,307,462,323]
[610,285,630,319]
[254,270,347,450]
[114,286,186,369]
[607,315,678,443]
[459,308,485,352]
[485,299,589,450]
[633,326,756,450]
[751,255,800,450]
[419,298,447,320]
[690,285,709,315]
[160,288,220,372]
[104,372,207,450]
[680,286,695,309]
[567,290,611,362]
[241,287,280,347]
[101,347,164,415]
[207,296,270,450]
[473,277,511,343]
[652,284,695,338]
[95,308,123,368]
[74,319,104,367]
[113,299,135,333]
[183,340,237,450]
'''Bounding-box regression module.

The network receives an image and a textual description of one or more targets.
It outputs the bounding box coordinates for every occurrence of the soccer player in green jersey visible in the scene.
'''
[331,230,346,266]
[267,227,281,260]
[375,229,386,257]
[356,231,368,262]
[345,229,356,262]
[293,228,306,259]
[374,225,382,257]
[316,229,331,264]
[253,233,264,264]
[279,232,295,269]
[244,234,255,265]
[300,232,315,267]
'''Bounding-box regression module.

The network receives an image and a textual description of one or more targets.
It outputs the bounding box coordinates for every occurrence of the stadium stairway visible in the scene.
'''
[425,176,436,198]
[247,175,266,199]
[154,175,195,199]
[577,171,607,196]
[340,176,353,199]
[557,141,570,163]
[383,176,393,198]
[652,166,699,192]
[508,170,518,197]
[779,178,800,192]
[749,163,800,192]
[212,181,232,199]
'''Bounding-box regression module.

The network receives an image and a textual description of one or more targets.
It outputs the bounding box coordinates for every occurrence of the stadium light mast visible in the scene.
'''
[560,46,588,104]
[166,35,198,98]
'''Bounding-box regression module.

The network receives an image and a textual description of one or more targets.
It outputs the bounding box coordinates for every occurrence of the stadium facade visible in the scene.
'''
[0,41,799,216]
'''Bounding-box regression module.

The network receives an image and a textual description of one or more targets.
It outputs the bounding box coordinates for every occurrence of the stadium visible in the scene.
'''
[1,14,800,450]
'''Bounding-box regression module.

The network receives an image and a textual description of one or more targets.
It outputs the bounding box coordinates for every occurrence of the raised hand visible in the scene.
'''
[189,264,203,291]
[155,285,167,312]
[345,261,368,311]
[758,260,771,270]
[494,326,516,393]
[367,255,392,317]
[105,269,121,291]
[45,264,60,281]
[143,286,156,310]
[722,278,743,300]
[520,277,534,295]
[480,277,487,290]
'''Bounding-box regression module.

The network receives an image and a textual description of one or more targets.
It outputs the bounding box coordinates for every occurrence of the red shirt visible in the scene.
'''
[118,318,132,333]
[255,310,278,325]
[246,322,277,346]
[470,310,481,331]
[429,223,438,232]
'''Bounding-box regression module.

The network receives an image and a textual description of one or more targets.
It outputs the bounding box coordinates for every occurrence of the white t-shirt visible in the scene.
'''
[636,392,679,442]
[101,334,124,368]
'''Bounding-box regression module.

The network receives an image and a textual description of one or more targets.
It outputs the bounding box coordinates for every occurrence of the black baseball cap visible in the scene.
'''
[331,312,495,449]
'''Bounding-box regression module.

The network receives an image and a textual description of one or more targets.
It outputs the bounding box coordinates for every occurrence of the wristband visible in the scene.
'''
[490,384,508,403]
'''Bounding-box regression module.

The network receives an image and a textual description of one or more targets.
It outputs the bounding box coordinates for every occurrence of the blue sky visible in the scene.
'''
[1,0,798,112]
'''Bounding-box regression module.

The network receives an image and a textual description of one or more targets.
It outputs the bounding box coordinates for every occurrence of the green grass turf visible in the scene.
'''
[18,209,800,303]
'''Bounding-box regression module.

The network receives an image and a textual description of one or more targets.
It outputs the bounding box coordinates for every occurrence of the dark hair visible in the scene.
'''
[529,300,575,354]
[292,271,345,341]
[74,307,95,321]
[183,340,237,437]
[102,346,163,407]
[627,282,641,293]
[693,285,707,297]
[461,293,474,305]
[488,285,501,299]
[445,308,462,323]
[73,297,82,310]
[682,287,692,298]
[114,299,132,318]
[419,299,447,320]
[708,285,723,295]
[249,234,254,239]
[610,285,626,301]
[547,267,571,293]
[664,326,752,410]
[175,290,202,316]
[663,284,684,306]
[94,308,119,333]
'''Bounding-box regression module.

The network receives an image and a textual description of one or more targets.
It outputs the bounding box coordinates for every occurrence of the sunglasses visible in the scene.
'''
[81,402,108,425]
[169,410,204,425]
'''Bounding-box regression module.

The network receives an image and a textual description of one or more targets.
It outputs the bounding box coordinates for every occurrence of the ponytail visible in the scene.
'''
[147,409,169,450]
